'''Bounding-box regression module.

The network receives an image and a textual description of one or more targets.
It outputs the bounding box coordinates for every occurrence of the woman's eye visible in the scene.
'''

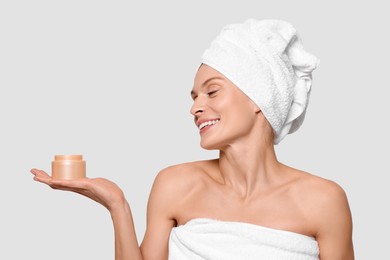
[208,90,218,96]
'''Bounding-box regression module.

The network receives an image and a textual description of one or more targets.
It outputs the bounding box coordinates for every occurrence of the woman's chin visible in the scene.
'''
[200,140,222,150]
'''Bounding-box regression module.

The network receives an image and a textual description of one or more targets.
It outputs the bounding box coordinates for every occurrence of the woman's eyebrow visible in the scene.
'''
[201,76,225,88]
[191,76,225,97]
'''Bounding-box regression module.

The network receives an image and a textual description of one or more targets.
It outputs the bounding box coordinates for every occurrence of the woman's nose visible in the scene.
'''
[190,98,205,116]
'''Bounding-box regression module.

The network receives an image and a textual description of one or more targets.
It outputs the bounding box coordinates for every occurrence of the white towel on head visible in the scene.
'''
[200,19,320,144]
[169,218,319,260]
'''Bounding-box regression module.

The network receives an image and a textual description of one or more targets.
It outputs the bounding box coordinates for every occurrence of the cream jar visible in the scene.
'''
[51,155,86,180]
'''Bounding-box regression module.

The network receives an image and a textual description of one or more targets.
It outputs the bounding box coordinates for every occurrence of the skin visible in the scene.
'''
[31,64,354,260]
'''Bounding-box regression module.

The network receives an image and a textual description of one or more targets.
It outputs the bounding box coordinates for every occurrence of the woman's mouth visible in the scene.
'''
[198,119,220,132]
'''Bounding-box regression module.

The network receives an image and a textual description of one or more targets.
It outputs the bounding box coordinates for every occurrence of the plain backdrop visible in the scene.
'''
[1,0,388,259]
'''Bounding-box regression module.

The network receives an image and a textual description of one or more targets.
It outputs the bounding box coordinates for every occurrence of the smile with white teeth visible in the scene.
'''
[199,120,220,130]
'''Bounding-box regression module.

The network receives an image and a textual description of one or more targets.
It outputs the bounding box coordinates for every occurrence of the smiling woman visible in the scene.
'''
[31,18,354,260]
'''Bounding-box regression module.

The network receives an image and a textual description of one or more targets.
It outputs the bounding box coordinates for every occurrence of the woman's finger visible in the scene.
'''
[30,168,90,190]
[31,169,52,184]
[31,168,50,178]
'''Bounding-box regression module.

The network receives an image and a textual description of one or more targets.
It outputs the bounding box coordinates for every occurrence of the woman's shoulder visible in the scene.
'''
[288,168,352,231]
[292,169,348,204]
[157,159,217,179]
[285,166,348,208]
[289,169,353,255]
[151,159,218,194]
[147,160,218,220]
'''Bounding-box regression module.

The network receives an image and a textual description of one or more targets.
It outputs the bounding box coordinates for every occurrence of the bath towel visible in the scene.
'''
[200,19,320,144]
[169,218,319,260]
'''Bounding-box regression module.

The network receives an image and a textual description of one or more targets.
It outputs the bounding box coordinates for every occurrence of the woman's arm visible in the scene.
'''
[31,167,188,260]
[31,167,179,260]
[110,199,143,260]
[314,182,354,260]
[109,167,180,260]
[140,167,180,259]
[31,169,143,260]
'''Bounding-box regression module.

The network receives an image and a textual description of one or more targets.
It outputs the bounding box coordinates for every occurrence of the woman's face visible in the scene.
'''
[191,64,261,150]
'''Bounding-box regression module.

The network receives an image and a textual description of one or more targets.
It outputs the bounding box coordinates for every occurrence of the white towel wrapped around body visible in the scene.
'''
[169,218,319,260]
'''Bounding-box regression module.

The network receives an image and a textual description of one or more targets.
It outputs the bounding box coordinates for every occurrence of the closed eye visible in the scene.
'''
[208,90,218,96]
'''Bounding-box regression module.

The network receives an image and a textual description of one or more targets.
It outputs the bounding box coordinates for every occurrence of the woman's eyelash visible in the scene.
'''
[208,90,218,96]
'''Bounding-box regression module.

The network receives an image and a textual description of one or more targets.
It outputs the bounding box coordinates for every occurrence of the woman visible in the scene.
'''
[31,19,354,259]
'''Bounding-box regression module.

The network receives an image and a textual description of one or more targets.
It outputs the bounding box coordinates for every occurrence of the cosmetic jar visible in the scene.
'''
[52,155,86,180]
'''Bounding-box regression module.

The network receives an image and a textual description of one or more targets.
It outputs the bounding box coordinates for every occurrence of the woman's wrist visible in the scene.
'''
[107,194,142,260]
[108,196,130,217]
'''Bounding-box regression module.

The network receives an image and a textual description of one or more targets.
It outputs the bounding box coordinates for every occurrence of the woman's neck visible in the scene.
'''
[218,138,282,199]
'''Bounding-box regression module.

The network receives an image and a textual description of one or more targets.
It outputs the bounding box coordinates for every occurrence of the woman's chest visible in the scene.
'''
[174,186,315,237]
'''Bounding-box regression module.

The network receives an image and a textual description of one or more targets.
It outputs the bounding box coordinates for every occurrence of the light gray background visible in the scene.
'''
[1,0,388,259]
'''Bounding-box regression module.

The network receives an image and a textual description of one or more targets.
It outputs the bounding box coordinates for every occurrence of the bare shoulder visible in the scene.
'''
[154,159,216,188]
[151,159,218,207]
[293,170,349,207]
[289,169,354,259]
[140,160,216,259]
[289,169,351,221]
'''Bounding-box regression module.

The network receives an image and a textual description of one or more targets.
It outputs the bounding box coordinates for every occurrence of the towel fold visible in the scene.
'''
[200,19,320,144]
[169,218,319,260]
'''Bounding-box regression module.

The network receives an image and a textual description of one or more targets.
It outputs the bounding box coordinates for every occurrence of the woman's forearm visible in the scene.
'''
[110,199,143,260]
[30,169,144,259]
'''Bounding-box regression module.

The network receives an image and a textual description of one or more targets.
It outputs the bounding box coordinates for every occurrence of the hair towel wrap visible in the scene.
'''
[200,19,320,144]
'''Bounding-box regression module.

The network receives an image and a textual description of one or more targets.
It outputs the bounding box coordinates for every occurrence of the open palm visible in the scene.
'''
[30,168,125,211]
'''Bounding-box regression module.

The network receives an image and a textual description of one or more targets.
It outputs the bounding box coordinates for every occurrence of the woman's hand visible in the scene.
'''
[30,168,125,211]
[31,168,145,259]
